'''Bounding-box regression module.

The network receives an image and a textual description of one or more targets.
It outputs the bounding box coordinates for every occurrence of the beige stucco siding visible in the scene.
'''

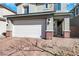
[17,4,25,14]
[0,7,15,18]
[46,17,54,31]
[17,3,54,14]
[29,4,38,13]
[61,3,68,12]
[0,20,6,37]
[0,8,15,15]
[64,18,70,31]
[0,6,15,38]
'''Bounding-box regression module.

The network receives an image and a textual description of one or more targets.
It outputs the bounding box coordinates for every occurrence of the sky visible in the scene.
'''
[67,3,75,11]
[1,3,75,12]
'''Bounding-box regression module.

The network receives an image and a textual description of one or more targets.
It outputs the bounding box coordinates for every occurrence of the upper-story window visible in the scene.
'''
[24,6,29,14]
[54,3,61,11]
[45,3,48,8]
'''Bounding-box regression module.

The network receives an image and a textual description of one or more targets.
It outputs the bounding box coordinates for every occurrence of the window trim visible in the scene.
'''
[55,3,61,11]
[24,6,29,14]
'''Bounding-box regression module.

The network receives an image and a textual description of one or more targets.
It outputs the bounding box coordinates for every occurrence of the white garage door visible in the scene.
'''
[13,19,45,38]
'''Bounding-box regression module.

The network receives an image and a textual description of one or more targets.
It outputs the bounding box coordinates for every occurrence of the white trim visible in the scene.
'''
[46,30,54,31]
[64,17,70,32]
[63,30,70,31]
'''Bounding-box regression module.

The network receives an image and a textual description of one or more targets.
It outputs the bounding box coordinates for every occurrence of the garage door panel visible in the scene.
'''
[13,25,42,38]
[13,19,45,38]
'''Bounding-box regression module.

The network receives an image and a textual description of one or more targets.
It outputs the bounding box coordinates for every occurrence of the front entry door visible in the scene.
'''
[54,20,63,37]
[57,21,62,37]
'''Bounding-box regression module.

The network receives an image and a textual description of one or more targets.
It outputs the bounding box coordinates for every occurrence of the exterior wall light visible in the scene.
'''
[47,19,51,25]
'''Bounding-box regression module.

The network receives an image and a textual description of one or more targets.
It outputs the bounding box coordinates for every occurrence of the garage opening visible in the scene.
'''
[12,19,46,39]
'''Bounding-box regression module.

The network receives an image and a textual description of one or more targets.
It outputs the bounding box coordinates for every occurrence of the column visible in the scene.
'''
[61,3,68,12]
[46,17,54,40]
[64,17,70,38]
[6,20,12,38]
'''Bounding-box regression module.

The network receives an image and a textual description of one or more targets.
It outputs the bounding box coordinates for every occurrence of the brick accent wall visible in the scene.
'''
[6,31,12,38]
[70,26,79,38]
[45,31,53,40]
[64,31,70,38]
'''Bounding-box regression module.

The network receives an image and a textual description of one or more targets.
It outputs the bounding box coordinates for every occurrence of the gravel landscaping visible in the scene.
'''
[0,37,79,56]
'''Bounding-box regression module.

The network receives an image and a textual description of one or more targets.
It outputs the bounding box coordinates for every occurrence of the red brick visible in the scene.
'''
[6,31,12,39]
[64,31,70,38]
[45,31,54,40]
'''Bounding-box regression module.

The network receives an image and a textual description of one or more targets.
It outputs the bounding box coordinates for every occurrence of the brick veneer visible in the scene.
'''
[45,31,53,40]
[64,31,70,38]
[70,26,79,38]
[6,31,12,38]
[6,31,54,39]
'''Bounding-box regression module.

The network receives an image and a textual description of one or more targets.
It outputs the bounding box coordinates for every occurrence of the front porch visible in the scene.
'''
[54,13,71,38]
[46,12,71,39]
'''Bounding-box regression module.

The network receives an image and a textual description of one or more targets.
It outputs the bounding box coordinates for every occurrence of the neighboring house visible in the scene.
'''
[5,3,71,39]
[0,4,16,38]
[70,4,79,38]
[0,4,16,18]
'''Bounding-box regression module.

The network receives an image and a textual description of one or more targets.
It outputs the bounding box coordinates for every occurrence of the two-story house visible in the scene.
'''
[5,3,71,40]
[0,4,16,38]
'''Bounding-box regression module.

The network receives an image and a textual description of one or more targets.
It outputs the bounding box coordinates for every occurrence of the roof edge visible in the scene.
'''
[4,11,71,18]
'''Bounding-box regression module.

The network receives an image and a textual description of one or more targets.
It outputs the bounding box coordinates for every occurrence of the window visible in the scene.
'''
[24,6,29,14]
[45,3,48,8]
[55,3,61,11]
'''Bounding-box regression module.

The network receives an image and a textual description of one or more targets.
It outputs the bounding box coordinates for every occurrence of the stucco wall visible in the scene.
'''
[0,7,15,19]
[29,4,54,13]
[0,21,6,37]
[0,6,15,38]
[17,3,54,14]
[17,4,25,14]
[64,17,70,31]
[61,3,68,12]
[46,16,54,31]
[29,4,38,13]
[0,8,15,15]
